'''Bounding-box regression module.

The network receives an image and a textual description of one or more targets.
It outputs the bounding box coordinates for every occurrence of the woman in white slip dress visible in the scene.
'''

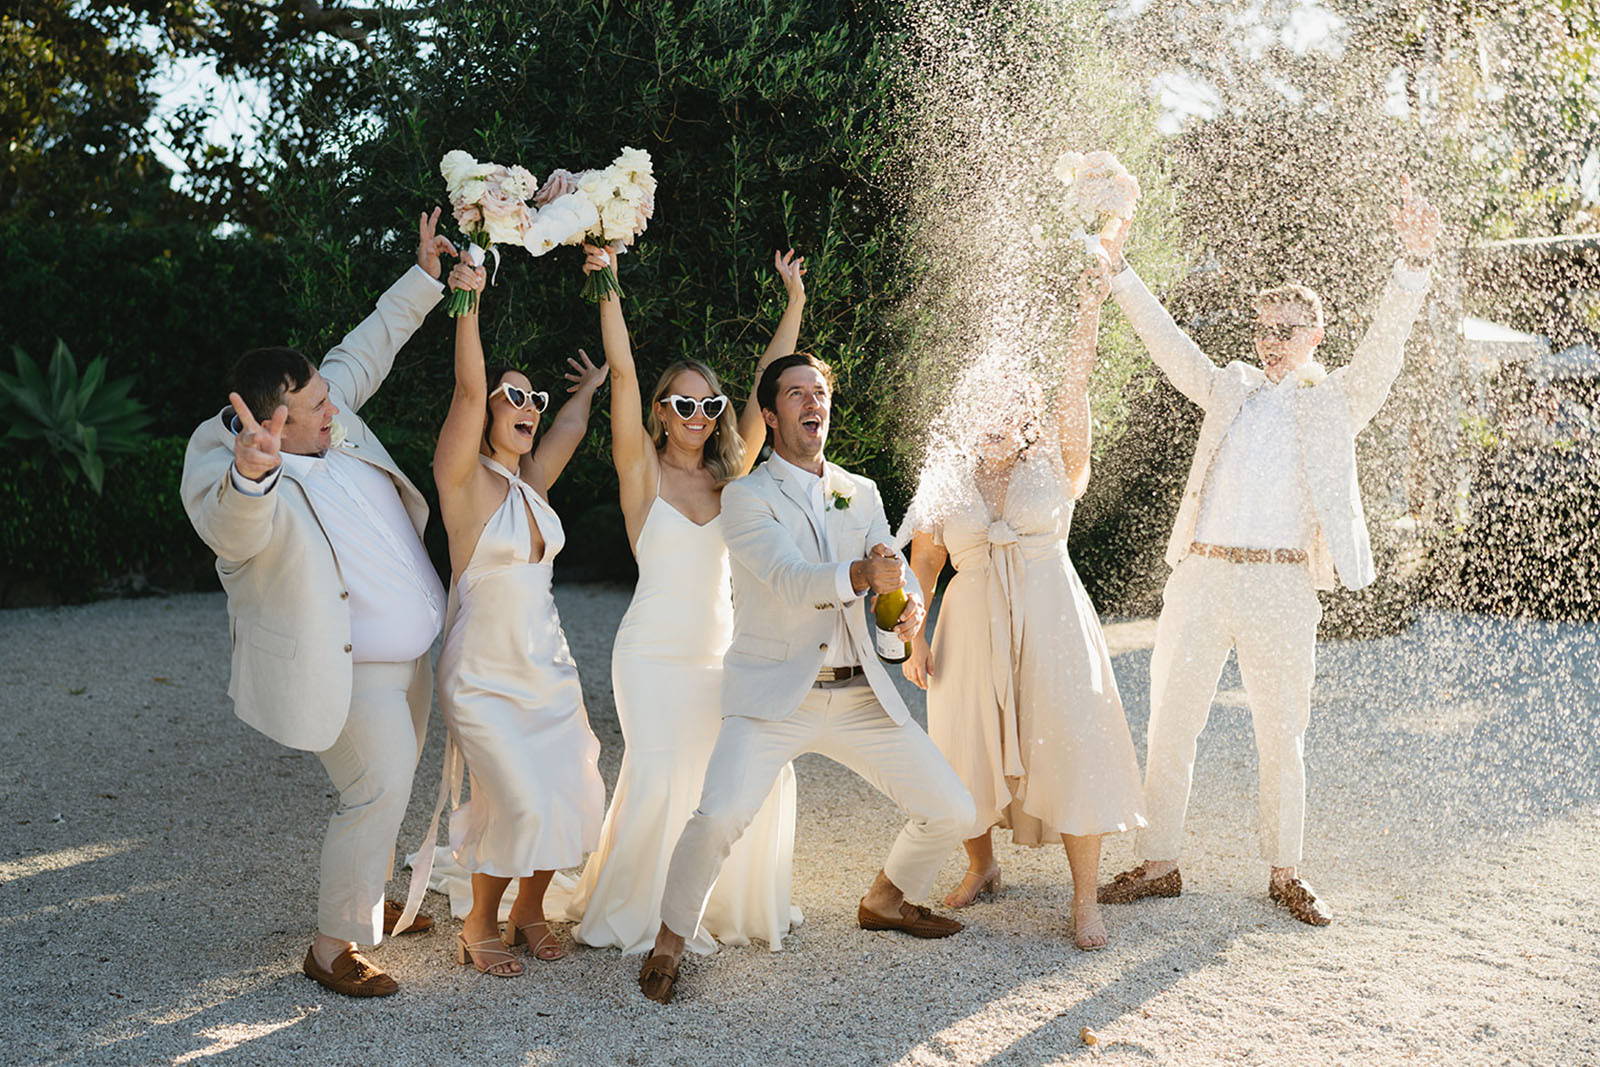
[901,260,1145,951]
[559,243,808,954]
[416,262,608,977]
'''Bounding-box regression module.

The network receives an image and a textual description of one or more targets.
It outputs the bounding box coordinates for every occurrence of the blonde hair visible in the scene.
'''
[645,360,746,486]
[1254,283,1325,327]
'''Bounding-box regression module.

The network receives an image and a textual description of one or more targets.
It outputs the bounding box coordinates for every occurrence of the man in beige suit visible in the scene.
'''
[1096,179,1442,925]
[638,353,977,1003]
[180,210,456,995]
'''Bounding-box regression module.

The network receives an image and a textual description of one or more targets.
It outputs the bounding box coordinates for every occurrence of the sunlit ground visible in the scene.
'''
[1,591,1595,1065]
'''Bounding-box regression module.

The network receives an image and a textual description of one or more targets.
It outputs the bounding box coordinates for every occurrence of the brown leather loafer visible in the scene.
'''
[382,899,432,936]
[1269,877,1332,926]
[638,953,681,1004]
[857,900,963,938]
[1097,863,1183,905]
[302,946,399,997]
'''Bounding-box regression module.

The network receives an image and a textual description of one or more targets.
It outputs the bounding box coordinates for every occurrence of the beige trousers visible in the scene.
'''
[1139,556,1322,868]
[314,658,430,944]
[660,678,975,940]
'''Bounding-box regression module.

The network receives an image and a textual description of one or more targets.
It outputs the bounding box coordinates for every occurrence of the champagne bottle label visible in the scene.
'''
[873,586,910,663]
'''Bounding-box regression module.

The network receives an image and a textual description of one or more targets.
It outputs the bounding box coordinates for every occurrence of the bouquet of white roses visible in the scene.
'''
[439,150,539,316]
[519,147,656,301]
[1047,150,1140,265]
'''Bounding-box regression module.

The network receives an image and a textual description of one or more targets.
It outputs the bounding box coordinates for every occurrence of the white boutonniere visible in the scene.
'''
[328,418,349,449]
[1292,362,1328,389]
[827,475,855,511]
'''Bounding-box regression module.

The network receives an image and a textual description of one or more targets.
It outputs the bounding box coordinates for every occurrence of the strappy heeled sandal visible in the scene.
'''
[943,865,1002,909]
[457,932,524,976]
[502,918,567,961]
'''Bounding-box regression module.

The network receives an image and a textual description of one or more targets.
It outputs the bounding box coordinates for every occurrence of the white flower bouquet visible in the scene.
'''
[439,150,539,316]
[519,147,656,302]
[1048,150,1141,264]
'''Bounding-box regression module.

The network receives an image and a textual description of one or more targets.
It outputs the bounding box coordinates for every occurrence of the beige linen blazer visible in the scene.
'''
[180,266,443,751]
[1111,262,1431,592]
[719,458,922,725]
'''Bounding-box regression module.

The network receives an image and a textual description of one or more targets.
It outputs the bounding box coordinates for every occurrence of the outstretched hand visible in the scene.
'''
[1392,175,1442,261]
[564,348,607,395]
[775,248,807,301]
[228,392,287,482]
[417,207,459,279]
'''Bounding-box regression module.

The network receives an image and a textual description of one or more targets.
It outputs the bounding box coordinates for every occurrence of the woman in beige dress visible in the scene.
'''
[427,261,609,977]
[902,263,1145,950]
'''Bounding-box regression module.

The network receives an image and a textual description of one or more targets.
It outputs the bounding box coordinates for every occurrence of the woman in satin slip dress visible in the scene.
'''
[429,261,609,977]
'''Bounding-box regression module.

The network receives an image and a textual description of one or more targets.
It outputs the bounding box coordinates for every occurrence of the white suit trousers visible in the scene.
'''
[1139,556,1322,868]
[660,679,975,940]
[313,658,429,944]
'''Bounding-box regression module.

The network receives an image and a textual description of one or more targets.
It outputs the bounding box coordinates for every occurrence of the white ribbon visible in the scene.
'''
[464,241,503,285]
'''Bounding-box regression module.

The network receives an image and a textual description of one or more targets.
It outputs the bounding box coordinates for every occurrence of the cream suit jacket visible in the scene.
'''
[1111,262,1431,591]
[180,266,443,751]
[720,457,922,725]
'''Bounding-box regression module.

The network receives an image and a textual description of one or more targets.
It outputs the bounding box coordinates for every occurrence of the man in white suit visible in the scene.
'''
[639,353,977,1003]
[1095,179,1442,925]
[180,210,456,995]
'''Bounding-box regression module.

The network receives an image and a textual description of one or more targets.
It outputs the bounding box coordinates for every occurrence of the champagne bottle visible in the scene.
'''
[873,586,910,663]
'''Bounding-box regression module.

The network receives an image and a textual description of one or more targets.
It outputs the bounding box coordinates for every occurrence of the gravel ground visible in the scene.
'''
[2,589,1597,1066]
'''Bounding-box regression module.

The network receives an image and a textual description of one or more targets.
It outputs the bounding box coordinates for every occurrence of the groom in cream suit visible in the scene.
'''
[1096,179,1441,925]
[180,210,456,996]
[639,353,976,1003]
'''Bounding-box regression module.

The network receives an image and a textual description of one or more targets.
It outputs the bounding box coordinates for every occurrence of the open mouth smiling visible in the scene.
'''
[514,420,535,439]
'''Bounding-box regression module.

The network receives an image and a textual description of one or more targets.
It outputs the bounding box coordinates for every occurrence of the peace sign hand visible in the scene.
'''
[229,392,288,482]
[417,207,459,279]
[563,348,607,396]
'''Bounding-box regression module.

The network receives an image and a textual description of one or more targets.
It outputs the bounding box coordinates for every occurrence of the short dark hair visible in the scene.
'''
[230,347,316,421]
[756,352,835,413]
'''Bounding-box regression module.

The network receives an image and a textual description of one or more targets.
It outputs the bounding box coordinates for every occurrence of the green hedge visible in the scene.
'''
[0,437,213,606]
[0,222,305,437]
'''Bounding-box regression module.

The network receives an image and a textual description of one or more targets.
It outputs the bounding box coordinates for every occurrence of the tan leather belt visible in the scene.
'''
[1190,542,1307,565]
[815,664,864,685]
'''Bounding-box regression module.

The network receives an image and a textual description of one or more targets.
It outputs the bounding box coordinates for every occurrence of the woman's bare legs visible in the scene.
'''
[1063,833,1107,950]
[944,829,1002,908]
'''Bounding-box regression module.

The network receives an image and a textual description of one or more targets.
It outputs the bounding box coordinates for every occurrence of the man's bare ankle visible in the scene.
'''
[312,934,354,970]
[1142,859,1178,879]
[651,925,685,961]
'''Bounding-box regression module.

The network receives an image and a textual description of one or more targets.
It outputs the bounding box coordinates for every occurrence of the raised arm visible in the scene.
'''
[1333,177,1439,431]
[586,245,657,524]
[1100,220,1218,408]
[526,349,607,493]
[735,249,807,474]
[1058,263,1110,499]
[320,208,452,413]
[432,262,490,497]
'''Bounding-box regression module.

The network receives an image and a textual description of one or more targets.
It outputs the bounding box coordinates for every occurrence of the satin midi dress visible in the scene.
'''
[436,456,605,876]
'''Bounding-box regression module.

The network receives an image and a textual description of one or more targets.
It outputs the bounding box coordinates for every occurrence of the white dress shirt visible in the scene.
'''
[232,448,445,663]
[1193,374,1315,551]
[767,452,864,668]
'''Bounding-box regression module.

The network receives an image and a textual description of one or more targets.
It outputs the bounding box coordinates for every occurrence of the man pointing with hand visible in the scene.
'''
[181,209,456,997]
